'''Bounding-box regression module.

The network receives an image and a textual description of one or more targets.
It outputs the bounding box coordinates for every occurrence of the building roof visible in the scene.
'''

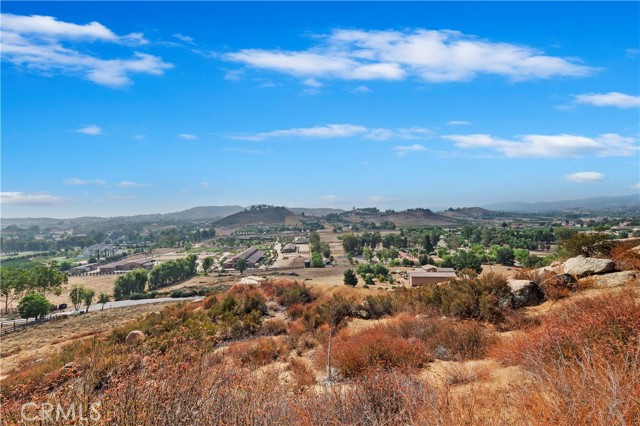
[246,250,265,264]
[409,271,457,278]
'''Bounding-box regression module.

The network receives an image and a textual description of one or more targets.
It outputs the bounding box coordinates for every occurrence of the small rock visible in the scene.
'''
[581,271,637,288]
[505,279,545,307]
[433,345,450,360]
[125,330,146,345]
[563,256,614,278]
[63,362,75,369]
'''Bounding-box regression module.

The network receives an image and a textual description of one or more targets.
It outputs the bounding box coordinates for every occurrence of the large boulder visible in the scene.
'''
[501,279,544,308]
[563,256,614,278]
[125,330,146,345]
[581,271,637,289]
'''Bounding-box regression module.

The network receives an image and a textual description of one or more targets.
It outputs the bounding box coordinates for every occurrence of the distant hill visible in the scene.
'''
[289,207,345,217]
[162,206,245,221]
[213,206,301,228]
[2,205,245,228]
[440,207,496,219]
[342,208,455,226]
[484,194,640,213]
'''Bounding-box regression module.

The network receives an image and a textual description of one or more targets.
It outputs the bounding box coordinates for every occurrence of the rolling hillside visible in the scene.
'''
[213,206,302,228]
[342,208,455,226]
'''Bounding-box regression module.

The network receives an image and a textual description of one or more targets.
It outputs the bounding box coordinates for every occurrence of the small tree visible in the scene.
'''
[237,258,247,275]
[343,269,358,287]
[69,285,86,311]
[97,292,111,310]
[18,293,51,319]
[202,256,214,275]
[83,289,95,313]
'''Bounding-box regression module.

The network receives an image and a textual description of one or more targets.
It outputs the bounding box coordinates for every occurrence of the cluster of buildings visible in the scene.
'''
[223,247,265,269]
[68,257,156,275]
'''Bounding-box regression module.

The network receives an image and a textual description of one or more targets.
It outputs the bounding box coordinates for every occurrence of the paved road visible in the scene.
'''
[0,296,202,328]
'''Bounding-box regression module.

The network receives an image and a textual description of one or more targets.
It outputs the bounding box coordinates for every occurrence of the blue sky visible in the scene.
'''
[1,2,639,218]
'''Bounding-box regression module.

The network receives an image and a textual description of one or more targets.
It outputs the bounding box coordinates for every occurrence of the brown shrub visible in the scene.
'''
[611,244,640,271]
[225,336,288,367]
[318,326,429,378]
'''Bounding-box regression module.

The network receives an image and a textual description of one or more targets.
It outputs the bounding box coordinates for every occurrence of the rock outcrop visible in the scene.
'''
[501,279,544,308]
[125,330,146,345]
[581,271,637,288]
[563,256,614,278]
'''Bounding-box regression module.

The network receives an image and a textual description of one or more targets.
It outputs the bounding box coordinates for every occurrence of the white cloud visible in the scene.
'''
[224,69,244,81]
[322,195,338,202]
[64,177,107,186]
[1,191,66,205]
[200,181,210,188]
[303,78,323,88]
[77,124,102,135]
[392,144,427,156]
[444,133,638,158]
[573,92,640,109]
[351,85,372,94]
[564,172,605,183]
[173,33,194,44]
[1,13,171,87]
[224,28,593,86]
[230,124,368,141]
[366,127,434,141]
[229,124,433,141]
[447,120,471,126]
[631,183,640,190]
[134,134,145,140]
[178,133,198,140]
[117,181,151,188]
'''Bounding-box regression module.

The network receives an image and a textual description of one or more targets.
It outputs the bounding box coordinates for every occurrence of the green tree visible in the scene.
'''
[202,256,214,275]
[114,269,148,299]
[237,258,247,275]
[83,288,95,313]
[311,252,325,268]
[32,263,67,297]
[362,246,373,262]
[453,250,483,273]
[0,267,30,313]
[69,285,86,311]
[343,269,358,287]
[17,293,50,319]
[561,232,609,257]
[97,292,111,310]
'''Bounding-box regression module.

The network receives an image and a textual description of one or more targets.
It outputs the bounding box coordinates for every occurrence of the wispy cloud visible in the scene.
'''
[224,28,594,86]
[64,177,107,186]
[1,191,66,205]
[229,124,433,141]
[368,195,398,204]
[229,124,368,141]
[77,124,102,135]
[178,133,198,140]
[447,120,471,126]
[573,92,640,109]
[392,144,427,156]
[564,172,605,183]
[173,33,194,44]
[117,181,151,188]
[1,13,172,87]
[632,183,640,190]
[351,85,372,94]
[444,133,638,158]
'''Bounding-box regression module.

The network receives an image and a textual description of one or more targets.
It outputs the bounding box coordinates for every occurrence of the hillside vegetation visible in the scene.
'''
[3,242,640,425]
